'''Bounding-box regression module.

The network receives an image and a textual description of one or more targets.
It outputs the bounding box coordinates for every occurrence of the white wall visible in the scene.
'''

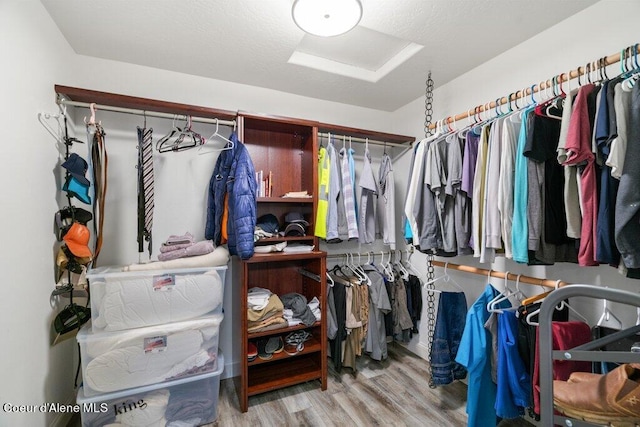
[390,0,640,358]
[0,2,83,426]
[4,1,639,425]
[0,2,402,426]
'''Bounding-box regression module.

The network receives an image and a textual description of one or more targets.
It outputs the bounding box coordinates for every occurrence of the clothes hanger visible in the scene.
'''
[422,262,463,292]
[526,281,589,326]
[394,250,410,280]
[487,271,513,313]
[326,271,334,288]
[379,251,395,282]
[354,252,371,286]
[521,282,552,306]
[198,119,235,155]
[159,115,205,152]
[489,274,524,313]
[83,103,100,126]
[597,291,623,330]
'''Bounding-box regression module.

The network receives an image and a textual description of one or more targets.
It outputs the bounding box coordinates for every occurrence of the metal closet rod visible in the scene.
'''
[430,260,568,289]
[326,248,411,260]
[57,98,236,127]
[317,132,408,148]
[431,43,640,129]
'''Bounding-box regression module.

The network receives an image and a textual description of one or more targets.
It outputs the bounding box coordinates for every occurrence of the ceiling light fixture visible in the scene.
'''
[292,0,363,38]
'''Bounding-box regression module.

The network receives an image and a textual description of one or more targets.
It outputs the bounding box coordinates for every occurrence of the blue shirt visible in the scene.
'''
[455,284,499,427]
[496,311,531,419]
[512,107,535,263]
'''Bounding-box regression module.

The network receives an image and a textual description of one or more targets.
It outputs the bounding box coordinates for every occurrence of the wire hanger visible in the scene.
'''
[156,115,204,153]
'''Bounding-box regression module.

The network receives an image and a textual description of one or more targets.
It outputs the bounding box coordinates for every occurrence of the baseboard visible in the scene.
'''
[413,342,431,360]
[222,360,240,380]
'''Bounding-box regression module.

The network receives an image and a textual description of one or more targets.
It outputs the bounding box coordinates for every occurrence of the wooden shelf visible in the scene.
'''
[55,85,237,121]
[248,321,321,340]
[244,250,326,263]
[257,197,313,204]
[247,356,322,396]
[255,236,314,243]
[317,122,414,145]
[248,335,322,366]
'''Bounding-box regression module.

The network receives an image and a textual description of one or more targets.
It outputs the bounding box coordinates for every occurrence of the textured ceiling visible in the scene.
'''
[41,0,599,111]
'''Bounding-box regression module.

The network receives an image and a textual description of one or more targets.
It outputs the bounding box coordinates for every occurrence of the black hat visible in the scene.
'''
[55,207,93,241]
[61,153,90,186]
[285,212,309,226]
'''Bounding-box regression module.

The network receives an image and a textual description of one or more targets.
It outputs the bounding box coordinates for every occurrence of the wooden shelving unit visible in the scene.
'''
[238,112,327,413]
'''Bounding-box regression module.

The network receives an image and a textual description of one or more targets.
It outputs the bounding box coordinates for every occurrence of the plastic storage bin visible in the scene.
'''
[87,265,226,332]
[77,313,223,397]
[76,352,224,427]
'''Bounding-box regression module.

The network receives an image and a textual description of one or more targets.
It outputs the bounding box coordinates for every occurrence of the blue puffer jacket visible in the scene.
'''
[205,133,257,260]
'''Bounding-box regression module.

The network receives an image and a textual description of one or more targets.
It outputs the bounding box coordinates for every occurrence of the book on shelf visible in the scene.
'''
[255,170,274,197]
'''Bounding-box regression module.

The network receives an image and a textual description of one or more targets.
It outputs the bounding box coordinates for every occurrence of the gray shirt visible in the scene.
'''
[363,266,392,361]
[358,148,378,244]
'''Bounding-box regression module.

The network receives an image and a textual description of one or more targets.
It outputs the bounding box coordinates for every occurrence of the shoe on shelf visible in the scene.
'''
[257,338,272,360]
[553,363,640,425]
[265,336,282,354]
[247,341,258,362]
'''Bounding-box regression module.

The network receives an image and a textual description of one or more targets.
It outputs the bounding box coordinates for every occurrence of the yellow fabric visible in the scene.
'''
[314,147,330,238]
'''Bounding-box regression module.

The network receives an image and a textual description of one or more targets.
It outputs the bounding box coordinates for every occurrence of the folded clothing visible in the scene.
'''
[164,232,194,246]
[124,247,229,272]
[158,240,215,262]
[160,242,194,254]
[281,293,316,326]
[247,317,287,333]
[247,287,272,310]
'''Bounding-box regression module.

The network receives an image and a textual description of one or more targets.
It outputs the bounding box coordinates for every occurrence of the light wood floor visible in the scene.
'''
[68,343,535,426]
[209,343,535,427]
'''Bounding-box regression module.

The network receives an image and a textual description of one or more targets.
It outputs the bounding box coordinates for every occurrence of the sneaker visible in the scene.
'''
[257,339,272,360]
[247,341,258,362]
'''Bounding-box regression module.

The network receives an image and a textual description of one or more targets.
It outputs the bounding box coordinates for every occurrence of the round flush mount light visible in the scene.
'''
[292,0,363,37]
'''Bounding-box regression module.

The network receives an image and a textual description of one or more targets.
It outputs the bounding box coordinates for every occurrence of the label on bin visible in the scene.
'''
[143,336,167,353]
[152,274,175,291]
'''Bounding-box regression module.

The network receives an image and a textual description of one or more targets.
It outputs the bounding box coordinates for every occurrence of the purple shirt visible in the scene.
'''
[461,130,480,196]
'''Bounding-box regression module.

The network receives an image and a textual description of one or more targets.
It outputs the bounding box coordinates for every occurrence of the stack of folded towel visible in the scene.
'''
[159,232,215,262]
[247,287,287,333]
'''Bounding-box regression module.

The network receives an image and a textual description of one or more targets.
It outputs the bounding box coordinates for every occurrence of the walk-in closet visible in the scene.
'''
[3,1,640,426]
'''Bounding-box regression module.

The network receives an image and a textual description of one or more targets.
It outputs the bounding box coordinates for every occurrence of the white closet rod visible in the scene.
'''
[57,98,236,127]
[317,132,409,148]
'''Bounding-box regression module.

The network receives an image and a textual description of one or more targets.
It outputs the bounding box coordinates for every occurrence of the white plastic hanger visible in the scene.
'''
[394,250,410,280]
[423,262,464,292]
[488,273,525,313]
[597,292,623,330]
[199,119,234,154]
[526,280,589,326]
[487,271,512,313]
[326,271,334,288]
[84,103,100,126]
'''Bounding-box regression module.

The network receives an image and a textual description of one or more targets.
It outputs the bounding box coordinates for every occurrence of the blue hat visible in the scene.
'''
[63,176,91,204]
[61,153,90,186]
[256,214,280,234]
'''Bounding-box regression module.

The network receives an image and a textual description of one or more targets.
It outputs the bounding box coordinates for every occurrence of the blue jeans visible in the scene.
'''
[431,291,468,385]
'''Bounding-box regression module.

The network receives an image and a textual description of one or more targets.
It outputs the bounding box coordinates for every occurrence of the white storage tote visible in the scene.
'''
[77,313,223,397]
[86,265,226,332]
[76,352,224,426]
